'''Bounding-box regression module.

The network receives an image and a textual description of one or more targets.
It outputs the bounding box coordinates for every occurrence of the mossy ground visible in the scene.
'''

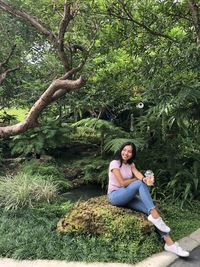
[57,195,154,236]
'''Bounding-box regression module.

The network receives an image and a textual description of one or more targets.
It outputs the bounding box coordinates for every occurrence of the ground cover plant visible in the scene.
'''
[0,173,58,210]
[0,197,200,264]
[18,160,72,192]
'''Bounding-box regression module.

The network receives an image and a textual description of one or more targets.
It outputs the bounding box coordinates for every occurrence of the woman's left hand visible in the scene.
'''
[143,176,155,186]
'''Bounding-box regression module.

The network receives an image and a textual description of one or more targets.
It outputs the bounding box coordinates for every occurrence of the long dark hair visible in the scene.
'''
[114,141,137,167]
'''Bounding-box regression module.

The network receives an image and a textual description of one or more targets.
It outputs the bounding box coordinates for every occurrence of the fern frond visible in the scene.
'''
[104,138,145,153]
[72,118,127,136]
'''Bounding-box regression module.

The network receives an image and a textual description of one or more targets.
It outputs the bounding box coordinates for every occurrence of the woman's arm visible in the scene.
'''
[132,165,154,186]
[131,165,144,180]
[112,168,136,187]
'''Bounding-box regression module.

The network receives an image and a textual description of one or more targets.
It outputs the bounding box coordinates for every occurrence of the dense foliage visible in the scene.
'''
[0,0,200,205]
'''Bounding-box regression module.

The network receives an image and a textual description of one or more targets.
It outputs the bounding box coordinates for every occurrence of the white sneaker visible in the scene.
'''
[148,214,170,232]
[164,242,190,257]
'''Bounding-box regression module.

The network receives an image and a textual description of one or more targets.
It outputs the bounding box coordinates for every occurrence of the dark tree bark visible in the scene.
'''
[188,0,200,46]
[0,45,19,85]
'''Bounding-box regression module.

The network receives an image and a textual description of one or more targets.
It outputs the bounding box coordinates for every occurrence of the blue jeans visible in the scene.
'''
[108,180,167,238]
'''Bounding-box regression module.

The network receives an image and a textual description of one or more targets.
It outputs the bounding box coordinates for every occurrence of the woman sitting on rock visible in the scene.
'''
[107,141,189,257]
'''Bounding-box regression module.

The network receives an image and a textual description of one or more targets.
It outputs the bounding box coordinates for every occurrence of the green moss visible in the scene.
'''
[57,195,154,238]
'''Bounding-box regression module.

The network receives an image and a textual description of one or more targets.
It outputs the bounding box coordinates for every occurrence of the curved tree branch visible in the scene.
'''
[0,66,20,85]
[51,63,87,101]
[57,2,72,71]
[0,75,86,138]
[60,61,86,80]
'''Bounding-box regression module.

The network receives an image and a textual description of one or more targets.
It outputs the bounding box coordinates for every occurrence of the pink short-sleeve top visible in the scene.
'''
[107,160,135,193]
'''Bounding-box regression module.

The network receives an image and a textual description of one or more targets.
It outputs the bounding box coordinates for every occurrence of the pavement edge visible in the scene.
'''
[133,228,200,267]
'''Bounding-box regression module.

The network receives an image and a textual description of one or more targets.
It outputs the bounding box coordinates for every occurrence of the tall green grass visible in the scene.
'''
[19,160,72,191]
[0,173,58,210]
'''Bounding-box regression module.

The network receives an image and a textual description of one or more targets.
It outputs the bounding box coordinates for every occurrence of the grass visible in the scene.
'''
[0,198,200,263]
[0,107,28,122]
[160,200,200,240]
[0,173,58,210]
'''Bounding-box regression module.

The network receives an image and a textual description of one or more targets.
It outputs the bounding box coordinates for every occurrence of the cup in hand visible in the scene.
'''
[144,170,154,186]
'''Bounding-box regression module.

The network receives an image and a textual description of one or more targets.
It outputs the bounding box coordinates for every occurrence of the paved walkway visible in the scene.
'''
[168,246,200,267]
[0,229,200,267]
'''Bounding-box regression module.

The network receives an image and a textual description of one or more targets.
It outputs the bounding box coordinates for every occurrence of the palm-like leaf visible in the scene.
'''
[72,118,127,137]
[104,137,145,153]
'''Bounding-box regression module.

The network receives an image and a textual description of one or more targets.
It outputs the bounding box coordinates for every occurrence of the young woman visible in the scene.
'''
[107,141,189,257]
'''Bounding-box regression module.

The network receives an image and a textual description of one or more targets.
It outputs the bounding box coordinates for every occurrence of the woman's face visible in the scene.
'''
[121,145,133,163]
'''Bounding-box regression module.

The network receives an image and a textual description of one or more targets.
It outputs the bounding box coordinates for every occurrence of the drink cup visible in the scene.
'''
[145,170,154,177]
[144,170,154,186]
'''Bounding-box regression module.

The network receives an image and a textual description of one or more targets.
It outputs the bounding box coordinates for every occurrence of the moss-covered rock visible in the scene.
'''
[57,195,154,239]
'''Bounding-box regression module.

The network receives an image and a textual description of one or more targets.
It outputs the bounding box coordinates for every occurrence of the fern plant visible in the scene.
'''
[81,157,109,189]
[10,122,71,156]
[165,160,200,208]
[104,137,145,154]
[72,118,145,155]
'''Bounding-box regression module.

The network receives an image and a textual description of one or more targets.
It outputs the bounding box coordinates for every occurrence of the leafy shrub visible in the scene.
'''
[72,118,145,156]
[82,157,109,188]
[0,173,58,210]
[10,122,71,156]
[164,158,200,207]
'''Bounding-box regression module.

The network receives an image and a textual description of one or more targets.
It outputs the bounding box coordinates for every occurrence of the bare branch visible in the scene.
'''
[0,67,20,85]
[51,76,87,102]
[58,2,73,71]
[0,0,58,44]
[60,61,86,80]
[0,44,16,71]
[0,75,86,138]
[58,2,71,46]
[188,0,200,46]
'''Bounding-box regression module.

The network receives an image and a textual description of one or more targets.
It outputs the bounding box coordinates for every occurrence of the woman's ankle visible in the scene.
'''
[150,208,160,219]
[164,235,174,246]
